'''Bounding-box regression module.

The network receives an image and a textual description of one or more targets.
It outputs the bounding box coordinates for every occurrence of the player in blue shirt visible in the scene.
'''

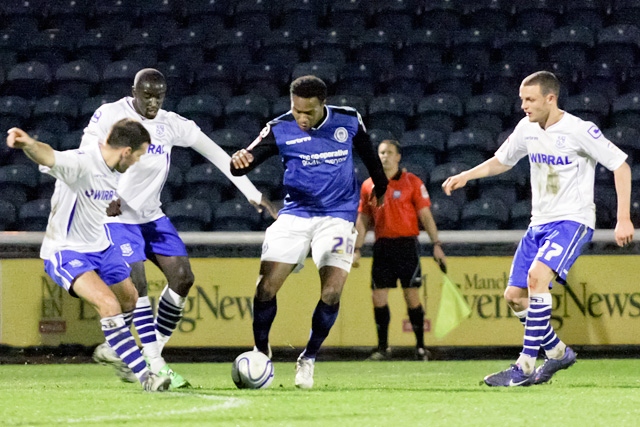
[231,75,388,389]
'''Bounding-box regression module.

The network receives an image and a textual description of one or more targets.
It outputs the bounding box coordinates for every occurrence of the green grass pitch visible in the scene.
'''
[1,360,639,426]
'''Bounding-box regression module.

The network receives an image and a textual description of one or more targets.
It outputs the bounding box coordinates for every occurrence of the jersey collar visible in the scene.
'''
[311,106,329,130]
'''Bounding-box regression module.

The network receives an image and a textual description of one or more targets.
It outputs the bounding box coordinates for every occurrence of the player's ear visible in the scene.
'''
[121,146,132,158]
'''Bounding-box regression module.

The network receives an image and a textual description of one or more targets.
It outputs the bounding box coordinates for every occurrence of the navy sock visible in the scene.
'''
[302,300,340,360]
[374,305,390,351]
[408,306,425,349]
[253,297,277,354]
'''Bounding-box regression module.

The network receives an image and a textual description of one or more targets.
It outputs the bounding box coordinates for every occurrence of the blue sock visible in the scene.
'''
[134,297,156,346]
[540,322,561,352]
[302,300,340,360]
[101,314,148,382]
[122,310,133,328]
[253,297,277,354]
[521,293,553,360]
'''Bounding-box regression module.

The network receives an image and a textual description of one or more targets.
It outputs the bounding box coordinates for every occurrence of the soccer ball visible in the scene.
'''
[231,351,274,389]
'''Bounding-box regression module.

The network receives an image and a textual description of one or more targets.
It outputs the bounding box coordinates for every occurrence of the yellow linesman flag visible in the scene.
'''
[434,274,471,339]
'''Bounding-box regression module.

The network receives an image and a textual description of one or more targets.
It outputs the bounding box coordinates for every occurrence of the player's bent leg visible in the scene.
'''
[153,255,192,350]
[253,261,295,357]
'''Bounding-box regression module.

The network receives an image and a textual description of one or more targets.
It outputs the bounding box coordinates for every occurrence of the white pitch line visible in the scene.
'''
[53,394,247,424]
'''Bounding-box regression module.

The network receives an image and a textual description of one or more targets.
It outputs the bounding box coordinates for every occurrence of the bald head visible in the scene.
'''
[131,68,167,119]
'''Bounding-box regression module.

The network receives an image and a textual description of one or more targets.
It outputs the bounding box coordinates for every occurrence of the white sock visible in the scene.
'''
[546,342,567,360]
[516,354,536,375]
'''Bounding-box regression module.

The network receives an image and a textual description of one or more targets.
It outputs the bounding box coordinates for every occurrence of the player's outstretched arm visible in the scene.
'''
[613,161,634,246]
[6,128,55,167]
[442,157,511,196]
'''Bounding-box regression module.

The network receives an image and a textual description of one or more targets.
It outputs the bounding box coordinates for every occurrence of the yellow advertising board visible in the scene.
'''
[1,256,640,348]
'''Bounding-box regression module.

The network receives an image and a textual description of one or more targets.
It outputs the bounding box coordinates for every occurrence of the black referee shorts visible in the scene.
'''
[371,237,422,290]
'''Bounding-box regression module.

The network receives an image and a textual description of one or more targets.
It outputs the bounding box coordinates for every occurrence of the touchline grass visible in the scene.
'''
[1,360,639,426]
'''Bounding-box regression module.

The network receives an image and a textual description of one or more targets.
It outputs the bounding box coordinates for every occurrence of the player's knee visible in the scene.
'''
[321,288,342,306]
[98,295,123,318]
[169,269,195,296]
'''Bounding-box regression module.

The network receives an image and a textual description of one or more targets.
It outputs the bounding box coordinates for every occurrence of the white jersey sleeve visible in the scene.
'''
[190,132,263,204]
[573,121,628,171]
[39,150,88,188]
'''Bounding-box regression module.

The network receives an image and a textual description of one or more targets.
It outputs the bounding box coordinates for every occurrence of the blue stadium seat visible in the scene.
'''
[176,95,223,135]
[2,0,43,35]
[79,95,118,127]
[212,199,263,231]
[292,62,339,89]
[382,64,428,102]
[100,60,142,97]
[594,187,616,228]
[246,159,285,200]
[327,94,367,117]
[419,0,462,30]
[428,63,479,102]
[184,162,235,198]
[0,96,31,137]
[462,0,511,32]
[495,29,542,68]
[209,128,252,153]
[204,30,256,69]
[512,0,562,38]
[604,127,640,163]
[579,62,622,103]
[169,147,193,173]
[0,199,17,231]
[366,94,413,137]
[464,93,512,138]
[224,94,271,136]
[136,0,182,33]
[545,26,595,69]
[75,28,119,69]
[307,28,350,68]
[326,0,367,35]
[450,28,494,69]
[480,62,524,97]
[370,0,417,39]
[271,96,291,117]
[24,29,75,71]
[563,92,609,127]
[18,199,50,231]
[416,93,464,135]
[0,30,22,71]
[280,0,321,36]
[460,197,509,230]
[631,187,640,228]
[0,164,37,208]
[478,167,527,207]
[429,196,460,230]
[46,0,91,33]
[155,61,193,98]
[352,156,370,185]
[367,128,397,146]
[610,0,640,26]
[164,198,212,231]
[509,200,532,229]
[336,63,377,101]
[446,128,494,166]
[31,95,78,134]
[160,27,207,73]
[92,0,138,35]
[594,25,640,67]
[117,29,159,67]
[353,29,396,76]
[611,93,640,130]
[5,61,51,99]
[181,0,229,28]
[254,29,303,72]
[37,170,56,200]
[240,64,288,99]
[193,63,236,102]
[398,28,448,68]
[53,60,99,99]
[232,0,272,37]
[428,162,470,208]
[58,130,83,151]
[562,0,607,30]
[401,161,428,183]
[401,129,445,171]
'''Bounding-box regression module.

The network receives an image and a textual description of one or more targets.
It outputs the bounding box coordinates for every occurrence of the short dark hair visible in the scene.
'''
[133,68,166,90]
[106,119,150,151]
[379,139,402,155]
[290,75,327,101]
[522,71,560,97]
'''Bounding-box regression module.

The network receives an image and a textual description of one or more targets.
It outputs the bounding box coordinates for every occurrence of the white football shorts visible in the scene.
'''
[261,214,357,273]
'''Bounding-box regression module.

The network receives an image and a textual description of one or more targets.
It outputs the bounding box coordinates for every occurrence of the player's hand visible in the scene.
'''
[614,218,634,247]
[106,199,122,217]
[250,196,279,219]
[6,128,35,149]
[441,174,468,196]
[433,244,447,273]
[352,249,362,268]
[231,149,254,169]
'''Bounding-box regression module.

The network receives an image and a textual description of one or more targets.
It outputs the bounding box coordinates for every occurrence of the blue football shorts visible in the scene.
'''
[508,220,593,289]
[44,244,131,296]
[106,216,188,264]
